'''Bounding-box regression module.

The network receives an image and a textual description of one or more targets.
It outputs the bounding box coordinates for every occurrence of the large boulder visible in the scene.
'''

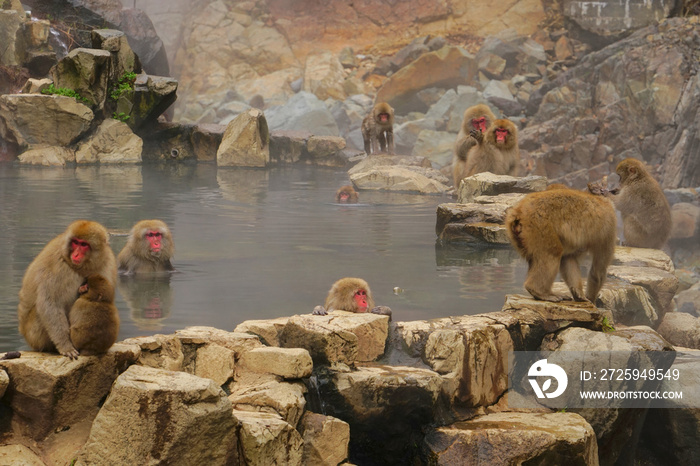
[75,119,142,164]
[51,48,112,110]
[77,365,238,465]
[563,0,676,38]
[350,165,451,194]
[217,108,270,167]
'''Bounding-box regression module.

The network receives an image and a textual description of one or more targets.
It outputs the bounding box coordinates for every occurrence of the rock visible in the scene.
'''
[0,445,44,466]
[217,108,270,167]
[456,172,547,203]
[122,334,185,371]
[316,364,443,465]
[229,377,307,426]
[114,74,178,130]
[0,368,7,398]
[0,344,139,441]
[435,196,522,244]
[265,92,340,137]
[424,412,598,465]
[17,145,75,166]
[233,410,303,466]
[75,119,142,164]
[306,135,347,166]
[77,365,237,465]
[670,202,700,239]
[240,347,313,379]
[279,311,389,366]
[51,47,111,109]
[0,94,94,147]
[269,130,310,164]
[234,317,291,347]
[657,312,700,349]
[303,52,346,101]
[410,129,456,168]
[348,154,432,174]
[0,9,25,67]
[597,280,660,327]
[611,246,675,273]
[376,46,478,113]
[607,265,679,317]
[350,165,450,194]
[563,0,675,37]
[20,77,52,94]
[674,282,700,317]
[91,28,141,85]
[299,412,350,465]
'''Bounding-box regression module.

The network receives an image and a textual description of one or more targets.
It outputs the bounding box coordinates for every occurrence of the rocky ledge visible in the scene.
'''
[2,243,699,464]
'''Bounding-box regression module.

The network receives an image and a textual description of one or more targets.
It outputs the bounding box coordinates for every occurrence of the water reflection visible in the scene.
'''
[0,163,528,353]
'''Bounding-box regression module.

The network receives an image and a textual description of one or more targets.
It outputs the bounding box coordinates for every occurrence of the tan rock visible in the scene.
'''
[240,347,313,379]
[51,48,111,109]
[299,412,350,466]
[457,172,547,203]
[78,365,236,465]
[234,317,290,347]
[607,265,679,315]
[0,344,140,441]
[612,246,675,273]
[191,343,236,386]
[304,52,347,101]
[424,412,598,465]
[350,165,450,194]
[229,379,307,426]
[279,311,389,365]
[0,445,44,466]
[0,10,25,66]
[217,108,270,167]
[0,94,93,147]
[122,334,184,371]
[233,410,303,466]
[657,312,700,349]
[0,369,7,398]
[175,326,264,355]
[17,145,74,166]
[75,119,142,164]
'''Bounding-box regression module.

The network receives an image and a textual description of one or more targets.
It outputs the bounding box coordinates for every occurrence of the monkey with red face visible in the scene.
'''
[335,185,359,203]
[117,220,175,275]
[18,220,116,359]
[312,277,392,317]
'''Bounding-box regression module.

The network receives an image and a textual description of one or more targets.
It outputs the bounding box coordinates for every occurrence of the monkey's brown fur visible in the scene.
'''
[18,220,116,358]
[506,189,616,302]
[463,118,520,180]
[117,219,175,274]
[324,277,375,312]
[69,275,120,355]
[453,104,497,187]
[335,185,359,203]
[611,158,671,249]
[361,102,395,155]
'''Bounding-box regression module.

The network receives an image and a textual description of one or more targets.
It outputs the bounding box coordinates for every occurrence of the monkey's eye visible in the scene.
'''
[356,290,367,297]
[71,239,90,248]
[146,232,162,238]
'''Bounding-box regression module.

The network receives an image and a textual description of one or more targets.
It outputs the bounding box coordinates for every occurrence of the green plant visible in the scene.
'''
[112,112,130,122]
[41,83,90,105]
[110,71,137,101]
[601,316,615,333]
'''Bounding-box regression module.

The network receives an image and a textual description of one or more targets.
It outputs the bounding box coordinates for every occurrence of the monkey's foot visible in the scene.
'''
[312,305,328,316]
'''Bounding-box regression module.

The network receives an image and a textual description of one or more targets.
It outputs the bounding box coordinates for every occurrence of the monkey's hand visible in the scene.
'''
[58,344,79,360]
[370,306,392,319]
[312,305,328,316]
[469,129,483,143]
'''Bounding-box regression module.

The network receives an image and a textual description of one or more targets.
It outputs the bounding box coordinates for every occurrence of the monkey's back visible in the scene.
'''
[506,190,616,257]
[69,300,120,355]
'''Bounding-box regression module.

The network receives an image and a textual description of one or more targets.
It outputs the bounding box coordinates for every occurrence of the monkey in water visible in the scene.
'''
[312,277,392,317]
[361,102,395,155]
[463,118,520,179]
[117,219,175,274]
[506,189,617,303]
[17,220,116,359]
[453,104,497,187]
[69,274,120,355]
[608,158,671,250]
[335,185,359,203]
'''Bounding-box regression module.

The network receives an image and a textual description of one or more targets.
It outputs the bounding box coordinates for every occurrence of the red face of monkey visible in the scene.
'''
[339,191,351,201]
[378,112,390,123]
[354,289,369,312]
[495,127,509,144]
[70,239,91,265]
[146,230,162,254]
[471,116,487,132]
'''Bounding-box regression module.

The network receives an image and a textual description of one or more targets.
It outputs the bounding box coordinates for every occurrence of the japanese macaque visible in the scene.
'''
[453,104,497,187]
[312,277,392,317]
[117,220,175,274]
[17,220,116,359]
[505,189,616,303]
[463,118,520,179]
[609,158,671,249]
[335,185,359,203]
[69,274,120,355]
[361,102,395,155]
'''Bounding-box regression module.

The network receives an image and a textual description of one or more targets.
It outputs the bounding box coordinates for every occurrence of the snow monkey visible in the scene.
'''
[312,277,392,317]
[361,102,395,155]
[335,185,359,203]
[69,274,120,355]
[610,158,671,249]
[18,220,116,359]
[463,118,520,179]
[506,189,616,303]
[117,219,175,274]
[453,104,497,187]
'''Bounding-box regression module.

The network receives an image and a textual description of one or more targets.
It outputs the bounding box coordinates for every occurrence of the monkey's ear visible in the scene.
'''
[629,166,637,175]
